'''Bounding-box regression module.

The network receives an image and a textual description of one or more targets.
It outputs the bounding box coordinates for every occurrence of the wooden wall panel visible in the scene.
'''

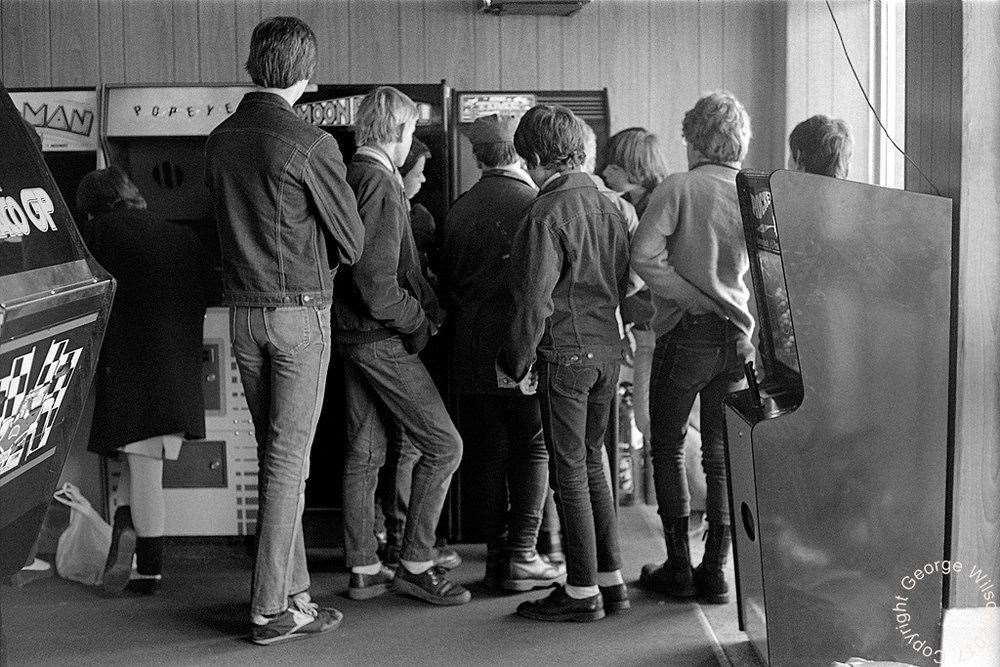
[599,0,649,133]
[498,15,539,89]
[0,0,787,169]
[96,0,125,82]
[50,0,100,87]
[2,0,52,86]
[173,0,201,83]
[784,0,873,182]
[298,0,351,83]
[122,0,174,83]
[199,0,240,83]
[348,0,399,82]
[956,0,1000,608]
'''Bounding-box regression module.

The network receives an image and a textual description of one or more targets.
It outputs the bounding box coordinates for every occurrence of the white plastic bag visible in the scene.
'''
[53,482,111,585]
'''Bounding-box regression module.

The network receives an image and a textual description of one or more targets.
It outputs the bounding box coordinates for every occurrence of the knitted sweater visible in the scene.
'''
[631,164,754,338]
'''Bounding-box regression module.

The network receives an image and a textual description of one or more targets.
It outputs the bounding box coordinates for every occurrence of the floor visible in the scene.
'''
[2,505,761,666]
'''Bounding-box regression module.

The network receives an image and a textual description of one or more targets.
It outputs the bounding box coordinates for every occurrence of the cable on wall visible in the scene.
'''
[824,0,941,196]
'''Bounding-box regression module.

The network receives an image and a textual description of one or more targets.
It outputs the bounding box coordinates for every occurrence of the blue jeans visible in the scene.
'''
[649,313,748,526]
[340,337,462,566]
[538,359,623,587]
[230,305,331,618]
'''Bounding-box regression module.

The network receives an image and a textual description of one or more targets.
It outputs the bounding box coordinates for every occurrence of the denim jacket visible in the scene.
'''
[498,171,631,381]
[206,92,364,308]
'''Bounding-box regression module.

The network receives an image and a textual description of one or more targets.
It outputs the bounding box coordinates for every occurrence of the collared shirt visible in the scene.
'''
[354,145,405,189]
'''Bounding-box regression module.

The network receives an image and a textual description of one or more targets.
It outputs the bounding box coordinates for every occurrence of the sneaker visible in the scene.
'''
[348,565,395,600]
[393,565,471,606]
[102,506,137,594]
[250,605,343,645]
[639,561,695,598]
[502,552,566,592]
[693,564,729,604]
[599,583,631,614]
[516,585,605,622]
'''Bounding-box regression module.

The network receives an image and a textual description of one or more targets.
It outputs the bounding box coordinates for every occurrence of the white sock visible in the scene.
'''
[597,570,624,586]
[352,562,382,575]
[565,584,599,599]
[401,559,434,574]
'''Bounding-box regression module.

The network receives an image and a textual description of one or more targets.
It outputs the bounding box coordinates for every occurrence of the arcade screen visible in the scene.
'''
[737,172,801,384]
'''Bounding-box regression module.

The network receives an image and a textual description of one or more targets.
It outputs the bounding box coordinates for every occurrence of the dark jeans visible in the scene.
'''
[230,305,331,618]
[538,359,623,587]
[649,313,748,527]
[457,393,549,554]
[375,430,419,551]
[340,337,462,566]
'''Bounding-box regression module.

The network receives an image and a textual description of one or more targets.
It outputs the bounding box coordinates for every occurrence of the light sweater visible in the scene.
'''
[631,164,754,338]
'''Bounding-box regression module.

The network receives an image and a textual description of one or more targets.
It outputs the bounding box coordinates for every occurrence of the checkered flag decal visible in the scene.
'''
[0,339,83,477]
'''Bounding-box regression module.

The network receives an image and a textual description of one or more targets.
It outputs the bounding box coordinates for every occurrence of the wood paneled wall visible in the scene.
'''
[785,0,873,183]
[1,0,794,171]
[955,0,1000,608]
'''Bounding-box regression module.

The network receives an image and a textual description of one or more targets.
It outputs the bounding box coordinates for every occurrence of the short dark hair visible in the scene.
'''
[245,17,317,88]
[472,141,520,169]
[513,105,586,171]
[76,166,147,217]
[789,115,853,178]
[401,137,432,176]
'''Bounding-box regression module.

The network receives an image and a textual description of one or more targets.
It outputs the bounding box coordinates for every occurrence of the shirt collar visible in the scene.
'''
[355,146,404,189]
[483,166,538,190]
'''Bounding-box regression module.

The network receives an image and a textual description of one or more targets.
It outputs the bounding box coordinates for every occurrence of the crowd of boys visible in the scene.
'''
[205,17,853,644]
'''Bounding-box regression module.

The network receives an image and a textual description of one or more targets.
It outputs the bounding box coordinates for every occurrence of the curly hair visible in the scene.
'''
[789,115,853,178]
[682,91,752,164]
[355,86,419,147]
[245,17,317,88]
[604,127,669,190]
[513,105,586,171]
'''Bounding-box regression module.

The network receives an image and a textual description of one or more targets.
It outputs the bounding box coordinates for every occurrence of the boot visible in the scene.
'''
[502,550,566,592]
[484,545,507,590]
[694,522,731,604]
[639,516,695,598]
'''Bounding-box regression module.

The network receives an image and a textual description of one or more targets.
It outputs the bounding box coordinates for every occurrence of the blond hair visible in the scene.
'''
[355,86,419,146]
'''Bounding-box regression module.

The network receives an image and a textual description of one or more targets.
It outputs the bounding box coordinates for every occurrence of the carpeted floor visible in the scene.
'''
[2,505,760,666]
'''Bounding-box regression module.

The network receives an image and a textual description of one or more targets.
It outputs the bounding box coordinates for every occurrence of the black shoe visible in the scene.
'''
[639,562,696,598]
[393,565,471,606]
[517,585,605,622]
[348,566,395,600]
[693,564,729,604]
[124,576,161,596]
[599,583,631,614]
[250,605,343,645]
[102,506,137,594]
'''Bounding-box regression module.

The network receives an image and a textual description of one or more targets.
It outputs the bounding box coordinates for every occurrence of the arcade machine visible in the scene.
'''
[7,87,105,525]
[101,84,256,537]
[292,82,453,547]
[7,88,101,221]
[725,170,952,665]
[0,84,114,641]
[447,89,620,541]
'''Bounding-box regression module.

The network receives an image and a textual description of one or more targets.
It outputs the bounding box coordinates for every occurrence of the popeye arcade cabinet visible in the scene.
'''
[0,83,113,620]
[725,170,953,665]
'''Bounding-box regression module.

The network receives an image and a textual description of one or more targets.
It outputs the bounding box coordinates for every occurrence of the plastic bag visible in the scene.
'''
[53,482,112,585]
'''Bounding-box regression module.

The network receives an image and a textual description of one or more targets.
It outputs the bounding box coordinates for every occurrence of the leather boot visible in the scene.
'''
[694,522,731,604]
[639,516,695,598]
